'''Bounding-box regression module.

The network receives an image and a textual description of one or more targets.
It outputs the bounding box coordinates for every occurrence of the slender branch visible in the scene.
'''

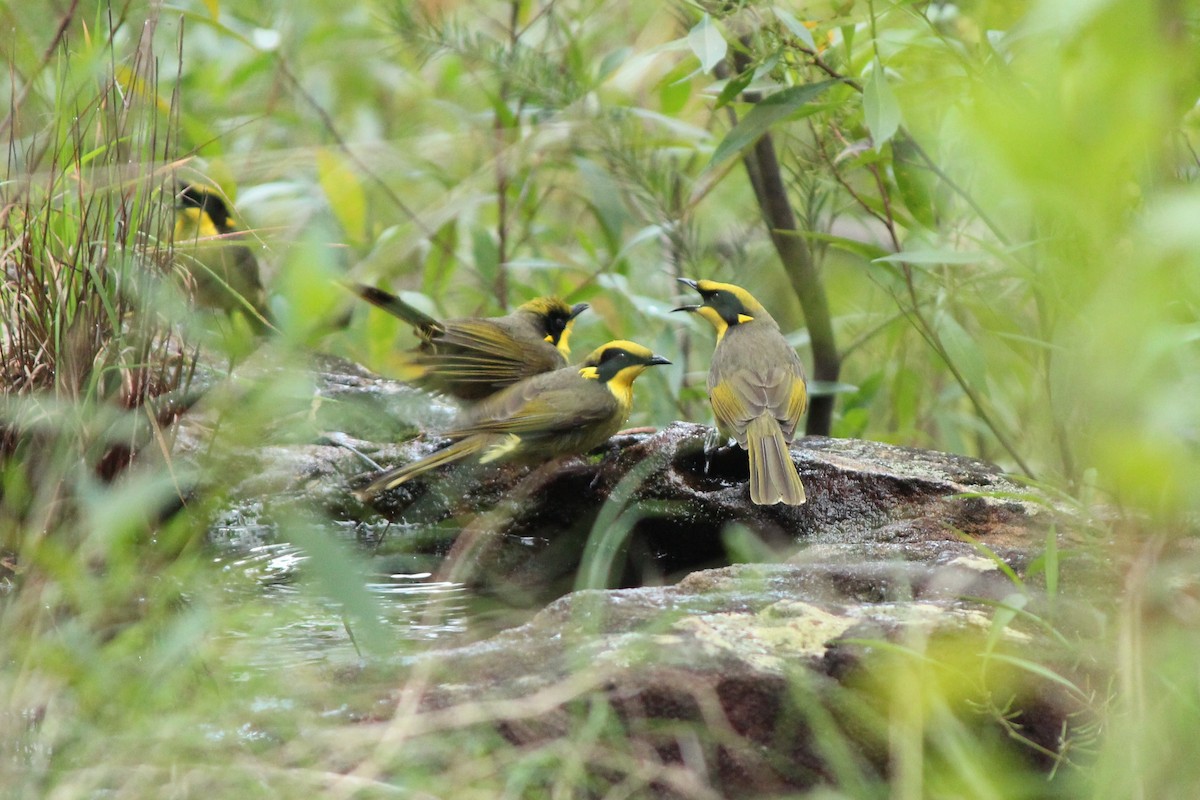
[793,45,862,91]
[819,124,893,232]
[489,0,523,311]
[729,47,841,436]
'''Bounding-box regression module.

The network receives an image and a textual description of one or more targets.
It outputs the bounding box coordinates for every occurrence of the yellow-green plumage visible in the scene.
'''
[676,278,807,506]
[358,340,669,498]
[173,184,272,332]
[350,283,588,401]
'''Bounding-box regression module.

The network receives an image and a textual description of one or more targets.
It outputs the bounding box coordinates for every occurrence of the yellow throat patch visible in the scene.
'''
[174,207,220,242]
[550,324,574,359]
[579,363,641,411]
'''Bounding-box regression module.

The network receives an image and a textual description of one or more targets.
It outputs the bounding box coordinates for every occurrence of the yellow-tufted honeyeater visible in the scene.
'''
[173,183,272,333]
[675,278,807,506]
[350,282,587,401]
[358,340,669,498]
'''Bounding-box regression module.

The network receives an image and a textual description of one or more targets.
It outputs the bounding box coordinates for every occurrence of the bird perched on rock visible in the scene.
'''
[349,283,588,402]
[675,278,807,505]
[358,340,670,498]
[173,183,272,333]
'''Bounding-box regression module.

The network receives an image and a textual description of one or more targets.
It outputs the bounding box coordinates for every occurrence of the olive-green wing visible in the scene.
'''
[708,366,806,444]
[452,373,619,452]
[423,318,564,387]
[765,366,807,440]
[708,377,752,443]
[175,235,270,327]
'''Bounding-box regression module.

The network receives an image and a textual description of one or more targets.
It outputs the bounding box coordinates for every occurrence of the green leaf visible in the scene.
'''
[1042,526,1059,599]
[316,150,367,245]
[714,67,754,110]
[708,80,838,167]
[287,521,392,656]
[892,134,937,228]
[796,229,891,261]
[983,653,1087,698]
[834,406,870,438]
[504,258,566,271]
[873,249,985,265]
[723,522,783,564]
[956,534,1025,590]
[934,309,988,395]
[773,7,816,50]
[687,14,727,74]
[986,592,1027,653]
[576,453,668,592]
[659,71,692,115]
[598,47,631,81]
[864,57,901,149]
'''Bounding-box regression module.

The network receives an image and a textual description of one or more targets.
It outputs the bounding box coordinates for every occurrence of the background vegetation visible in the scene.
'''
[2,0,1199,797]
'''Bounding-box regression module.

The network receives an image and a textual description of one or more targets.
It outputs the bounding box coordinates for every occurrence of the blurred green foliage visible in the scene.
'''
[3,0,1200,797]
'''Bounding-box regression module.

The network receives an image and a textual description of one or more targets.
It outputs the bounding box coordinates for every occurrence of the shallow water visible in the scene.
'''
[210,519,478,671]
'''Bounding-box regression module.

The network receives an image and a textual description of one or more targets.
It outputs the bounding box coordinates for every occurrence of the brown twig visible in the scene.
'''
[727,46,841,436]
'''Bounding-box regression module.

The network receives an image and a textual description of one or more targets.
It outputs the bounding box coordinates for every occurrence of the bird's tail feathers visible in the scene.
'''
[350,283,442,338]
[746,414,806,506]
[358,436,483,499]
[386,351,433,382]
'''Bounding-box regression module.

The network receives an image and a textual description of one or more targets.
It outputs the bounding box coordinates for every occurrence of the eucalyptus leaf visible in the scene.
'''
[864,58,901,149]
[687,14,727,74]
[708,80,838,167]
[714,67,754,110]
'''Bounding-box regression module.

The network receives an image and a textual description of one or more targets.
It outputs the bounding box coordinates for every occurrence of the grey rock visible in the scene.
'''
[202,355,1102,795]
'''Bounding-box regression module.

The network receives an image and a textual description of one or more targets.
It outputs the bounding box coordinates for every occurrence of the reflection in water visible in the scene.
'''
[214,536,473,671]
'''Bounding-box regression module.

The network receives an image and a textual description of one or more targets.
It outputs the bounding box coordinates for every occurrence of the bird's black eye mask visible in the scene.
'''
[540,302,587,343]
[703,290,748,326]
[544,313,569,339]
[594,347,632,381]
[177,184,232,229]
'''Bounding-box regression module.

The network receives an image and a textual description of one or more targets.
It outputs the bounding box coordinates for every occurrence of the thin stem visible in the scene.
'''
[0,0,81,136]
[729,46,841,436]
[271,56,465,270]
